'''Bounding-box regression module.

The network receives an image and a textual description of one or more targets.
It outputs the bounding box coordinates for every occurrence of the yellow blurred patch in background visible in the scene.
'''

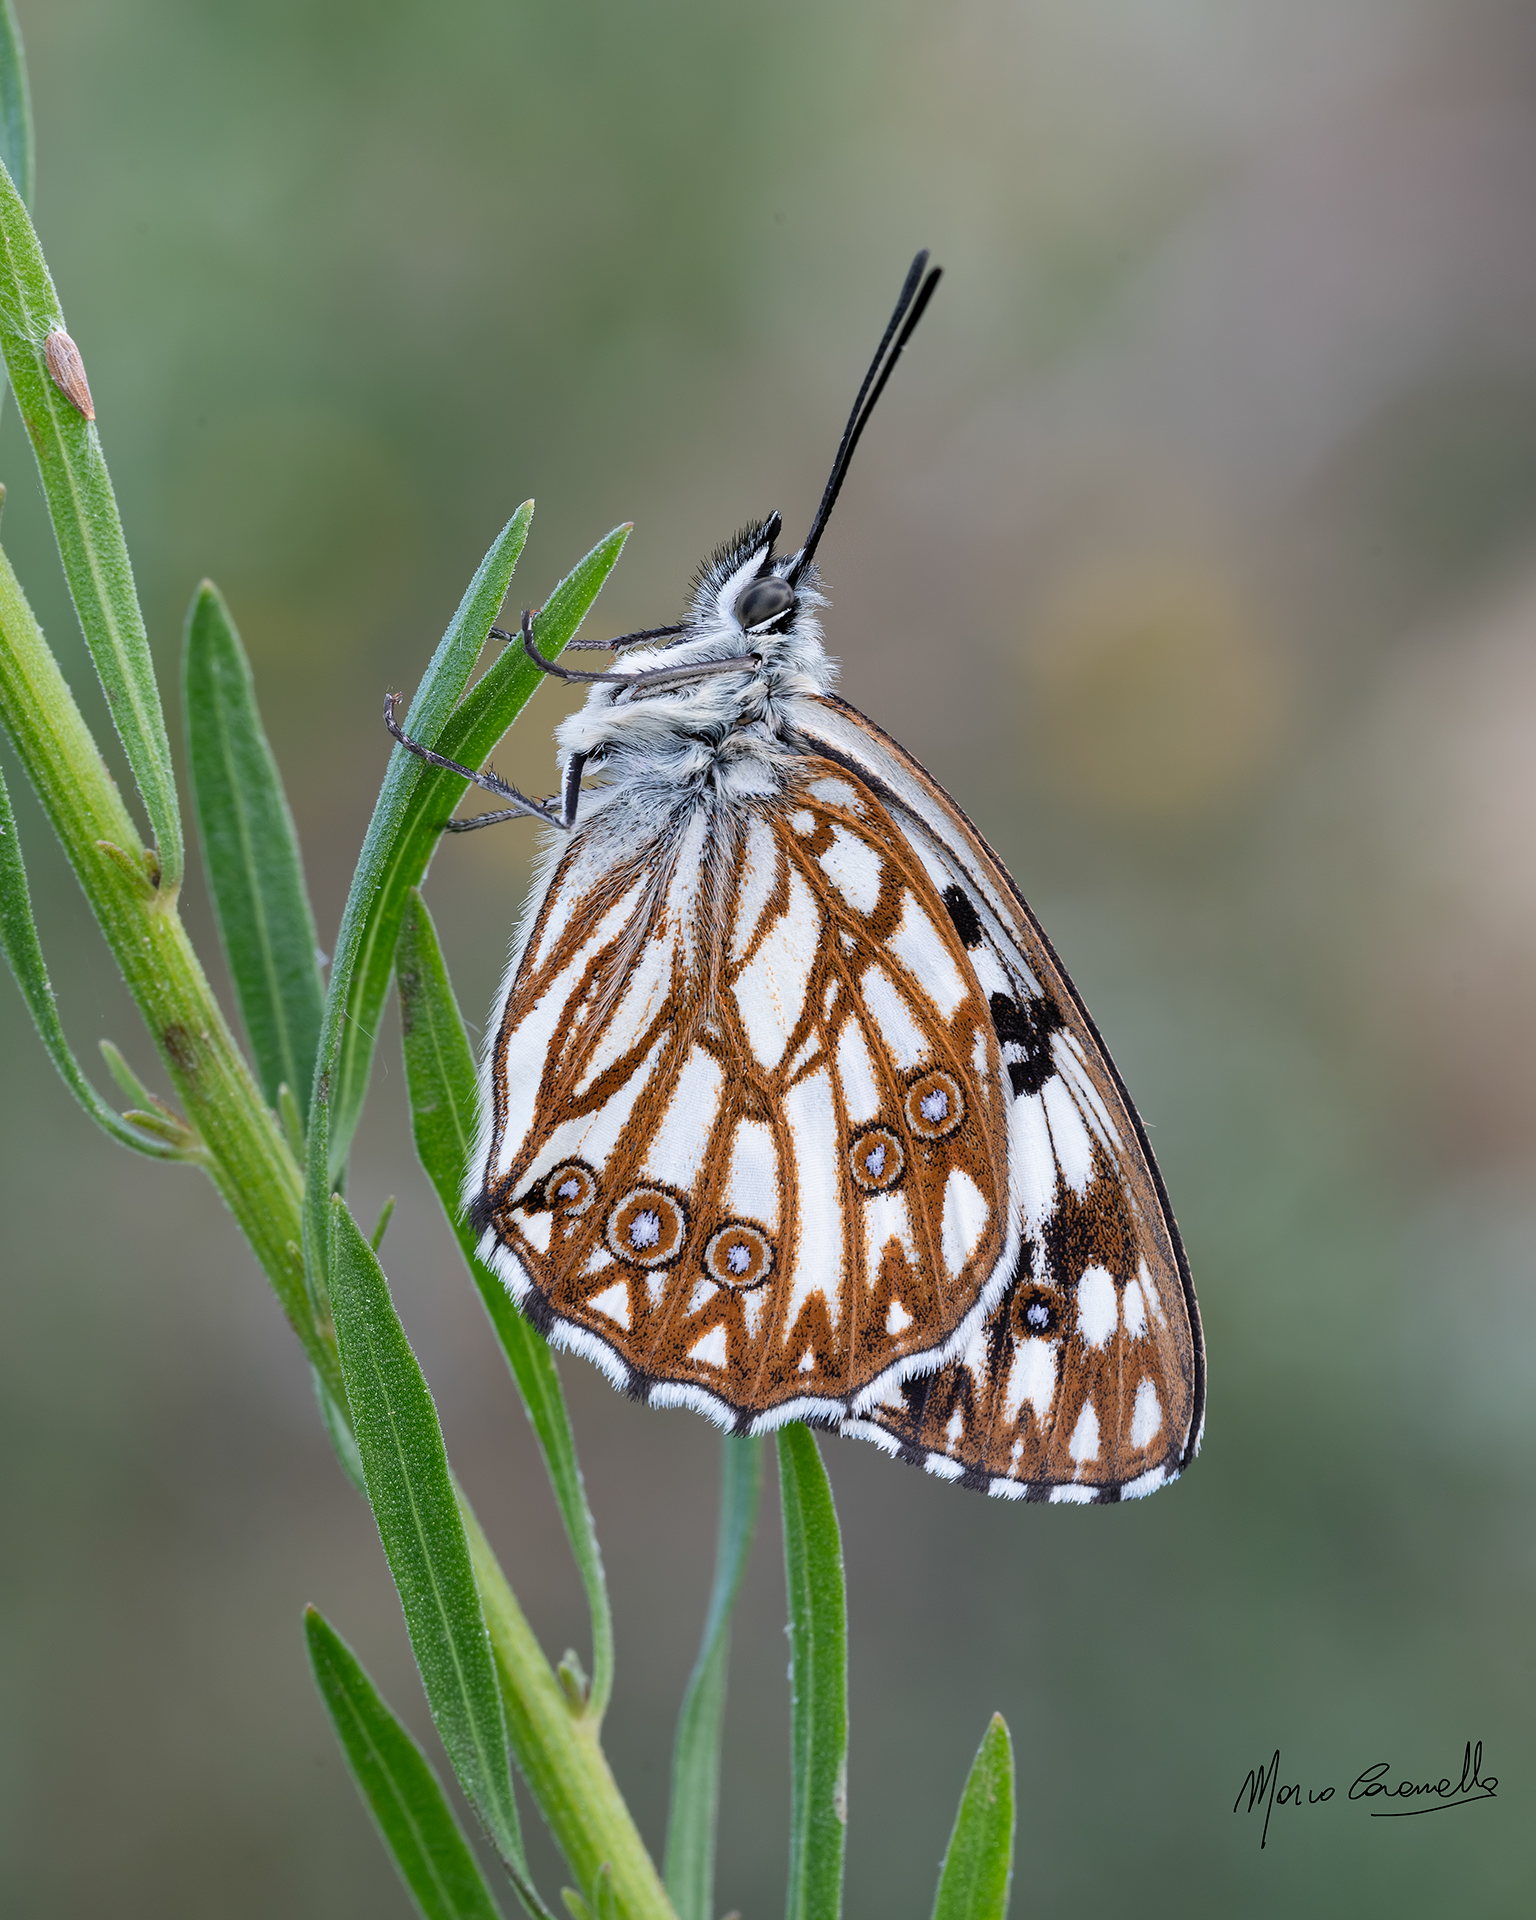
[1020,551,1288,820]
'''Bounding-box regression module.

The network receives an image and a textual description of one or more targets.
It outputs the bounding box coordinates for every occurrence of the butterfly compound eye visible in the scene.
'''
[735,576,795,630]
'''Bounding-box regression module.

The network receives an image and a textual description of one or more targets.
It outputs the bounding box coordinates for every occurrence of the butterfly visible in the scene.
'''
[387,253,1204,1503]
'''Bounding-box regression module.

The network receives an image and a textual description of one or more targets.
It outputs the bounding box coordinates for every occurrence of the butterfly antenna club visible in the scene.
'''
[789,249,943,583]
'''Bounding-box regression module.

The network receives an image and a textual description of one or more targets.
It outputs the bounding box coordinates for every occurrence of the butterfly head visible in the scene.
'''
[694,510,799,636]
[554,510,831,779]
[685,509,822,649]
[576,509,833,721]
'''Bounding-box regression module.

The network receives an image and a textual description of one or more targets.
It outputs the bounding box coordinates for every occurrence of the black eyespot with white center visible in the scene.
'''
[704,1221,774,1290]
[849,1124,905,1193]
[904,1068,965,1140]
[735,575,795,631]
[607,1187,687,1268]
[1011,1284,1061,1340]
[541,1160,597,1215]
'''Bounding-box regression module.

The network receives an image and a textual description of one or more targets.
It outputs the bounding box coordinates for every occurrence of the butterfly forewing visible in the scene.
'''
[472,754,1020,1428]
[794,696,1204,1500]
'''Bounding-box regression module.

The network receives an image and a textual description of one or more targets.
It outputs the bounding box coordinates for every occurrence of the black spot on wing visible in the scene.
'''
[1039,1150,1139,1293]
[897,1371,934,1435]
[465,1190,495,1234]
[941,883,983,949]
[990,989,1064,1098]
[522,1289,557,1339]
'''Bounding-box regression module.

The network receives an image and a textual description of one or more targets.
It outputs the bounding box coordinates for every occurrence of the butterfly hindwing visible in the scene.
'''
[794,696,1205,1498]
[472,756,1019,1429]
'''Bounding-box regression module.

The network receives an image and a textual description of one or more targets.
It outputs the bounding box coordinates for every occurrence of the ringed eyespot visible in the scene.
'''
[542,1161,597,1215]
[849,1124,905,1194]
[735,574,795,631]
[904,1068,964,1140]
[606,1187,688,1268]
[1011,1284,1060,1340]
[704,1221,774,1290]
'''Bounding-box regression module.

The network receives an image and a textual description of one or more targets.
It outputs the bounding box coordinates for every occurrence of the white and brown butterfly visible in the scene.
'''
[387,253,1204,1502]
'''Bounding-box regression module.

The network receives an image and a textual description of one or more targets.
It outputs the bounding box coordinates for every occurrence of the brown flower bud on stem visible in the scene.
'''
[43,326,95,420]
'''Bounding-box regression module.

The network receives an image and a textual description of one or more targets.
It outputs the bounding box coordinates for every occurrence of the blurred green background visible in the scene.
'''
[2,0,1534,1912]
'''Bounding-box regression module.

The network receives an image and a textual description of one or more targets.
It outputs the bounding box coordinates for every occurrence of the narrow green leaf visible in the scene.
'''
[323,511,628,1185]
[0,4,30,213]
[777,1425,848,1920]
[97,1037,199,1150]
[665,1434,763,1920]
[371,1193,397,1252]
[304,503,534,1310]
[396,887,614,1723]
[279,1081,304,1158]
[305,1605,508,1920]
[0,0,32,440]
[99,1036,156,1107]
[0,159,183,891]
[183,580,325,1120]
[119,1104,195,1146]
[313,1366,367,1496]
[931,1716,1014,1920]
[327,1195,524,1875]
[559,1871,615,1920]
[0,753,189,1158]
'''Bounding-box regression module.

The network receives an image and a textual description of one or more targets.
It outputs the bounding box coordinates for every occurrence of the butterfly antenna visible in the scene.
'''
[789,250,942,584]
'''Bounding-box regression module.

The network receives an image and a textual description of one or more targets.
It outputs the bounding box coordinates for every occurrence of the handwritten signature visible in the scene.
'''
[1234,1742,1498,1849]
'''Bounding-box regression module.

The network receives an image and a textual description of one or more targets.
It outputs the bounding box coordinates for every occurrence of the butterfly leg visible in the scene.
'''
[382,691,568,830]
[444,750,590,832]
[514,609,759,692]
[494,619,687,654]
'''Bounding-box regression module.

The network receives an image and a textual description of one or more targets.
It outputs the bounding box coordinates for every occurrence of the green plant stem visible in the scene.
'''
[462,1500,677,1920]
[0,538,331,1393]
